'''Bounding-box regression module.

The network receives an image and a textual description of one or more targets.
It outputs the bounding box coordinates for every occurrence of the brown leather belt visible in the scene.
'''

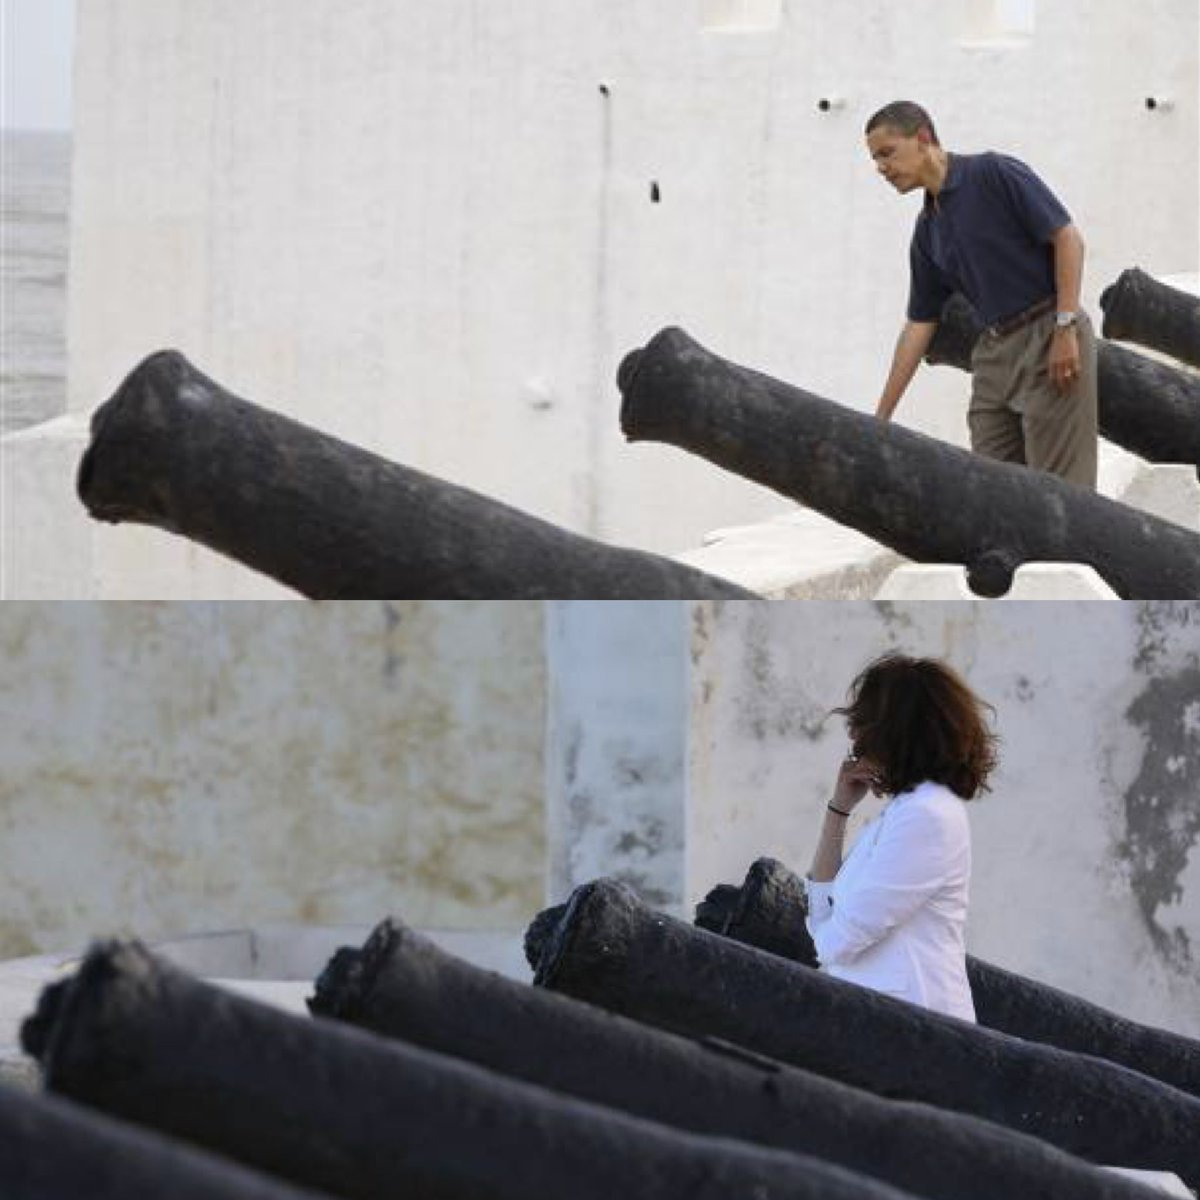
[987,296,1056,338]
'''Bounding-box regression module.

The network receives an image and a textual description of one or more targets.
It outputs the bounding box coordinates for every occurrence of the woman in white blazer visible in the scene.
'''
[805,653,998,1022]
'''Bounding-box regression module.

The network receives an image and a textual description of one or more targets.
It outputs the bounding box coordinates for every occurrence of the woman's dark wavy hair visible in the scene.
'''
[833,653,999,800]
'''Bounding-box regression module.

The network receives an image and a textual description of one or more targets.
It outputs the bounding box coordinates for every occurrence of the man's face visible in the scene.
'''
[866,124,929,194]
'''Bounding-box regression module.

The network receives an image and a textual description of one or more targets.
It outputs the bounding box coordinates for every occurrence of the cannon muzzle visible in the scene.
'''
[696,856,1200,1100]
[77,351,754,599]
[533,877,1200,1184]
[618,327,1200,597]
[927,292,1200,470]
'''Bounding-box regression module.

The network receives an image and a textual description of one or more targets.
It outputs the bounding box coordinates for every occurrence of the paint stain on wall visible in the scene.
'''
[735,608,827,743]
[1118,617,1200,971]
[1133,602,1198,673]
[871,601,915,636]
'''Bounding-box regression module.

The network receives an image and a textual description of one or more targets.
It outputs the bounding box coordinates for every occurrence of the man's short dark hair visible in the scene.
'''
[865,101,940,146]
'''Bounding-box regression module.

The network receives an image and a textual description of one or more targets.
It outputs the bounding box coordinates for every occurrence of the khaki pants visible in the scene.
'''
[968,310,1098,489]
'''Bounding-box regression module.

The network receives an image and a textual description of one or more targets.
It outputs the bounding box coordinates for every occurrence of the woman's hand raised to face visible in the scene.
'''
[833,753,878,814]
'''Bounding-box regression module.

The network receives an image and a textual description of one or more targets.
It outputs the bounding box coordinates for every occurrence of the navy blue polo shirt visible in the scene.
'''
[906,152,1071,327]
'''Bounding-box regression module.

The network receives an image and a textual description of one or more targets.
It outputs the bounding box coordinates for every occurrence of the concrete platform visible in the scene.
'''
[676,507,903,598]
[876,563,1120,600]
[679,442,1198,599]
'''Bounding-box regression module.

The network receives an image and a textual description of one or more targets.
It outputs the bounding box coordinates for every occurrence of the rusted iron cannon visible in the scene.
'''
[0,1083,329,1200]
[695,857,1200,1101]
[21,939,924,1200]
[926,293,1200,469]
[1100,267,1200,370]
[617,328,1200,598]
[76,350,753,599]
[530,879,1200,1186]
[311,916,1159,1200]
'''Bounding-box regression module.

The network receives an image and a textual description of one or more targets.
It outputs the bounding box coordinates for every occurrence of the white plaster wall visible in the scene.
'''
[544,601,689,910]
[5,0,1193,597]
[0,603,545,957]
[2,600,1197,1038]
[688,601,1200,1037]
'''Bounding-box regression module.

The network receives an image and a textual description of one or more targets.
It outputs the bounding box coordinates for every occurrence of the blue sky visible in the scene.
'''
[2,0,75,129]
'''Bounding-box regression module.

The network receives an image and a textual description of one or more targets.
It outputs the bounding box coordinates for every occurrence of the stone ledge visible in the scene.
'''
[877,563,1119,600]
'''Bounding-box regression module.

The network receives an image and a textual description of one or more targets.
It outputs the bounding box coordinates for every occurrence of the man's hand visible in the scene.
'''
[1048,326,1081,395]
[876,320,939,421]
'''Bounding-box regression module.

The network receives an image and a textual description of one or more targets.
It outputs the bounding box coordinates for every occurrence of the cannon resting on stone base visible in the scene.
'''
[76,351,753,600]
[617,328,1200,598]
[926,290,1200,471]
[21,938,928,1200]
[528,878,1200,1187]
[695,856,1200,1101]
[307,914,1163,1200]
[1099,267,1200,371]
[0,1082,332,1200]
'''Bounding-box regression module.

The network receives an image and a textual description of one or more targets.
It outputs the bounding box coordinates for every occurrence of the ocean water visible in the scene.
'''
[1,130,72,436]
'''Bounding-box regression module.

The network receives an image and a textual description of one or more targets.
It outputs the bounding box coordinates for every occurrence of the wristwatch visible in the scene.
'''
[1054,311,1079,330]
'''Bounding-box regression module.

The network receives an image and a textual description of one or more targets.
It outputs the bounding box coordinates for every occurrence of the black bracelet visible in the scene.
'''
[827,804,852,818]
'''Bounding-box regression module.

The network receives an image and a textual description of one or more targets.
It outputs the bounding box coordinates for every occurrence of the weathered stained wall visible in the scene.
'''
[0,603,545,957]
[688,601,1200,1036]
[2,600,1196,1037]
[545,602,689,910]
[5,0,1196,597]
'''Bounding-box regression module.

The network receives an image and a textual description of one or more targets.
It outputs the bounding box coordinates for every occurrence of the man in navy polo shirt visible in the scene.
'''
[866,100,1098,488]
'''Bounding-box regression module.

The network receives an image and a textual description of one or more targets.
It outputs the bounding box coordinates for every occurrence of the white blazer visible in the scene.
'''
[805,780,976,1022]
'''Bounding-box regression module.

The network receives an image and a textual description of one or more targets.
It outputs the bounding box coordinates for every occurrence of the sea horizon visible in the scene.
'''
[1,128,73,437]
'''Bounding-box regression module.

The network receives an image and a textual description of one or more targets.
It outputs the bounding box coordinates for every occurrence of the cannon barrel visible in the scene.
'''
[21,939,924,1200]
[0,1083,330,1200]
[530,878,1200,1185]
[76,350,753,599]
[926,293,1200,469]
[1100,268,1200,370]
[311,916,1159,1200]
[617,328,1200,598]
[694,857,1200,1101]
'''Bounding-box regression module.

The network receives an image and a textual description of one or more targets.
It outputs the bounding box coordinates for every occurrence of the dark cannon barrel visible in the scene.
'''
[617,327,1200,598]
[0,1083,331,1200]
[1100,267,1200,370]
[310,916,1161,1200]
[76,350,753,599]
[926,292,1200,469]
[21,939,926,1200]
[530,878,1200,1186]
[694,856,1200,1101]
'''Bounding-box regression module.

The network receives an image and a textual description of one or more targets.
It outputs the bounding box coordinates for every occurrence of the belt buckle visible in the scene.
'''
[991,298,1049,339]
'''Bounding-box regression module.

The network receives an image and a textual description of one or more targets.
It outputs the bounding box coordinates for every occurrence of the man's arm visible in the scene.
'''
[1048,222,1085,395]
[875,319,938,421]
